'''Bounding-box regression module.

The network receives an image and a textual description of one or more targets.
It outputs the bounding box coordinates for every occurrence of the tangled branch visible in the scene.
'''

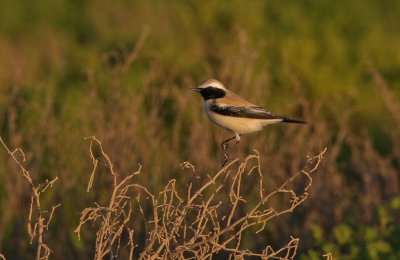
[76,136,326,259]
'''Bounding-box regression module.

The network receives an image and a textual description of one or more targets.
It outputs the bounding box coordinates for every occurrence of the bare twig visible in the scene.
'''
[0,136,60,260]
[76,136,143,259]
[77,134,327,259]
[143,147,327,259]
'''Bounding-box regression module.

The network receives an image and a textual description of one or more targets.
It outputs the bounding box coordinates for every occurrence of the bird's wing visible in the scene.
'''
[219,91,255,106]
[210,104,283,120]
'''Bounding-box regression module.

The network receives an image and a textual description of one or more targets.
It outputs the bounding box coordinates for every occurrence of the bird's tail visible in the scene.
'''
[282,118,307,124]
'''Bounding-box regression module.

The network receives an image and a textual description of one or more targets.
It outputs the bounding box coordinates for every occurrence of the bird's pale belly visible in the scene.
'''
[205,107,281,134]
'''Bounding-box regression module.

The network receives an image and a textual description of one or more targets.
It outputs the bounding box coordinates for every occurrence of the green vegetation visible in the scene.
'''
[304,197,400,259]
[0,0,399,259]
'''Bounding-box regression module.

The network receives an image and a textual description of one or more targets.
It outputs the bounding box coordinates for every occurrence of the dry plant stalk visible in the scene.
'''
[141,148,327,259]
[365,60,400,128]
[75,136,142,260]
[76,136,326,259]
[366,60,400,161]
[0,137,60,260]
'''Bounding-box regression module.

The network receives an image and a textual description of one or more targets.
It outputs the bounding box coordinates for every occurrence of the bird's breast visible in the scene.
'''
[203,101,270,134]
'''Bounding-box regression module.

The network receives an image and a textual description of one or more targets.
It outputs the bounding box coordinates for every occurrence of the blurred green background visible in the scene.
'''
[0,0,400,259]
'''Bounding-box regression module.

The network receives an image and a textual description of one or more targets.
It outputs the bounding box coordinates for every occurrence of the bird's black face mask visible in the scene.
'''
[198,87,226,100]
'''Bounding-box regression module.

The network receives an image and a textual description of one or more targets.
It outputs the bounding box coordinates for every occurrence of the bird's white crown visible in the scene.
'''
[197,79,227,90]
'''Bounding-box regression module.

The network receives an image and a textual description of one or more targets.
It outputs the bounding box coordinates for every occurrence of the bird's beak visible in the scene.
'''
[191,87,201,92]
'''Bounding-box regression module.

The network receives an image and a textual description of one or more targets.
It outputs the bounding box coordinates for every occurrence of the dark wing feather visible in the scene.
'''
[210,104,283,120]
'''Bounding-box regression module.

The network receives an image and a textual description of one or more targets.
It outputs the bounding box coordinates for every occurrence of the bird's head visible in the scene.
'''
[192,79,227,100]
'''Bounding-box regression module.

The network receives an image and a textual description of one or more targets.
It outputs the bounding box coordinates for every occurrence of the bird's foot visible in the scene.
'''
[221,142,230,167]
[221,152,229,167]
[220,135,239,168]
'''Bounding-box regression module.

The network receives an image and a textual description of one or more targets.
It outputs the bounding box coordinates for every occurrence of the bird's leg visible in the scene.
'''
[221,134,240,167]
[221,135,236,151]
[234,133,241,145]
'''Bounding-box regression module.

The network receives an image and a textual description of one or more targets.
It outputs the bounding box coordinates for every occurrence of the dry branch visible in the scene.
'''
[75,136,142,260]
[0,137,60,260]
[76,135,326,259]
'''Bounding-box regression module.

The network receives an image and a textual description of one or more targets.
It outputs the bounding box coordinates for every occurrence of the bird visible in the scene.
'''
[192,79,306,147]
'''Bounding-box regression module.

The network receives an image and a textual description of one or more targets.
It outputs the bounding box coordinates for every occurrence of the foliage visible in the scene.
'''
[303,197,400,260]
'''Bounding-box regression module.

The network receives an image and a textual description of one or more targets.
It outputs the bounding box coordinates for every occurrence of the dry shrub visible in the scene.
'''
[0,137,60,260]
[75,136,326,259]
